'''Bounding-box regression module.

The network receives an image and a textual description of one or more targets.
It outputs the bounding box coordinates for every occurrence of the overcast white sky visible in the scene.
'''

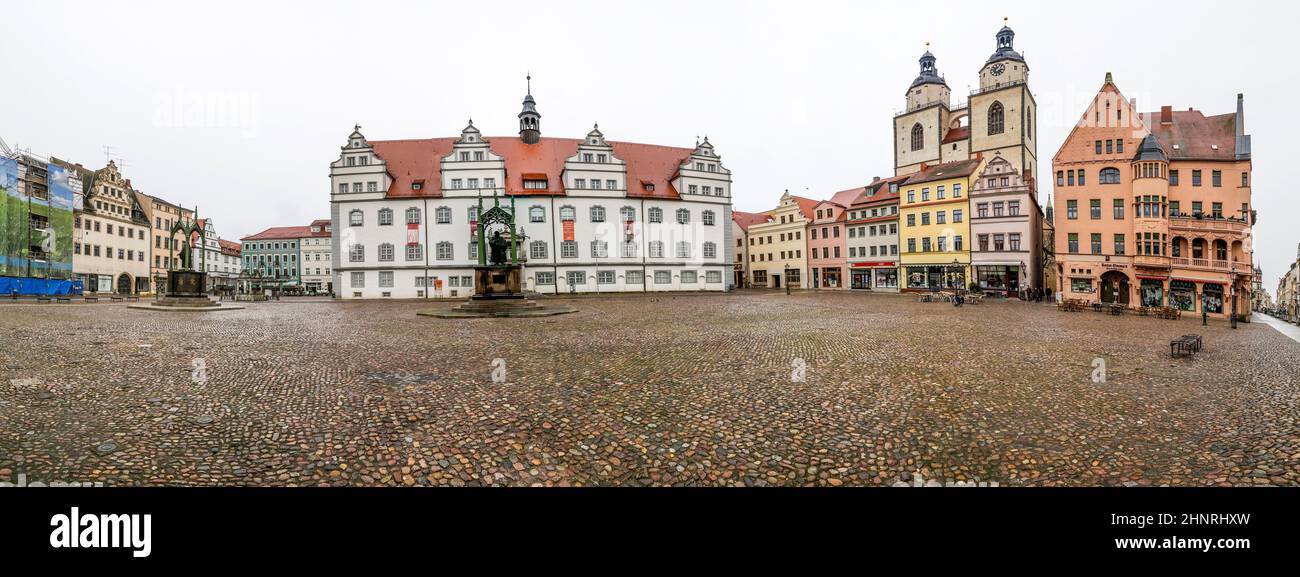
[2,0,1296,291]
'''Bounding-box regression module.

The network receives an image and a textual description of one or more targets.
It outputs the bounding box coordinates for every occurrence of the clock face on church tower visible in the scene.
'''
[990,63,1006,76]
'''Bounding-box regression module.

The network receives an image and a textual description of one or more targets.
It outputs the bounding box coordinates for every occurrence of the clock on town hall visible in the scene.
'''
[991,63,1006,76]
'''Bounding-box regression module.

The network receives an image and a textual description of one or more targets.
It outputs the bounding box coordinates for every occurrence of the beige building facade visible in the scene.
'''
[300,219,333,294]
[62,160,152,294]
[745,191,815,289]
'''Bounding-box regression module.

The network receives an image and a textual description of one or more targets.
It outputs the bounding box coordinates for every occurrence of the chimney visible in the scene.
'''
[1236,93,1246,136]
[1160,106,1173,125]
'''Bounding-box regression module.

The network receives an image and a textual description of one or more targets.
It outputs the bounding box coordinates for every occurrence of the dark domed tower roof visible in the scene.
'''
[986,21,1026,66]
[910,49,948,90]
[1133,134,1169,162]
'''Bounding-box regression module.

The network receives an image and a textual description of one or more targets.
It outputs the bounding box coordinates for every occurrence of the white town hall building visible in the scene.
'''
[329,82,734,299]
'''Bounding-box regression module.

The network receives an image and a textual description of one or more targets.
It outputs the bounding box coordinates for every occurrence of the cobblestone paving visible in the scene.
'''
[2,292,1298,487]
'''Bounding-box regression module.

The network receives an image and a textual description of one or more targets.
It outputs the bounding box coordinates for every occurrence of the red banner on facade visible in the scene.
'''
[406,223,420,246]
[563,220,575,242]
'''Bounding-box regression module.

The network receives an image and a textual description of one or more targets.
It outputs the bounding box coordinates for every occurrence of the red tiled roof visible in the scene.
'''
[828,187,863,210]
[851,174,909,206]
[1137,109,1239,161]
[305,219,332,238]
[790,196,820,220]
[942,126,970,144]
[371,138,457,199]
[218,239,242,256]
[368,136,695,200]
[242,226,312,241]
[904,158,983,186]
[732,211,771,231]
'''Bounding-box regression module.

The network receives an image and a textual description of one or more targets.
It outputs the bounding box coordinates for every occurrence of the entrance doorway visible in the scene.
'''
[1100,271,1130,305]
[773,274,782,289]
[116,273,132,295]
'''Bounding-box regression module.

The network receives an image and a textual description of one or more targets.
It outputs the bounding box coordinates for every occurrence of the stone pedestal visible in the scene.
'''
[157,270,218,307]
[423,265,576,319]
[474,265,523,298]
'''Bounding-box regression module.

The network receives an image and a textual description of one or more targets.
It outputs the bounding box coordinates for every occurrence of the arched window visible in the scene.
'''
[910,124,924,151]
[529,206,546,223]
[703,242,717,259]
[703,210,716,226]
[1099,168,1122,184]
[988,102,1005,135]
[378,243,394,262]
[348,210,363,227]
[620,206,636,222]
[435,206,452,224]
[405,207,421,225]
[378,208,393,226]
[590,205,606,223]
[559,205,576,222]
[648,207,664,223]
[676,209,690,225]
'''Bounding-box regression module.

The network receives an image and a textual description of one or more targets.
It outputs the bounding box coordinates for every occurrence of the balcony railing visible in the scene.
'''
[970,79,1027,97]
[1133,255,1170,269]
[1169,215,1250,235]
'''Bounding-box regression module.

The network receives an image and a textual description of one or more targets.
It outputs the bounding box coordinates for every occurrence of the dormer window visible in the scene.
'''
[523,178,548,190]
[412,182,423,191]
[642,182,655,192]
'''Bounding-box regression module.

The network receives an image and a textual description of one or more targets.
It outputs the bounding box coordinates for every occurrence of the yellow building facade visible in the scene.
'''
[899,159,981,291]
[746,191,816,289]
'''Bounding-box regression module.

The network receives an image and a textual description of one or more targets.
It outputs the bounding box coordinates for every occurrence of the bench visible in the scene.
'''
[126,296,140,302]
[36,296,51,303]
[110,296,124,302]
[1108,304,1124,316]
[1171,335,1203,358]
[84,295,99,303]
[56,296,71,303]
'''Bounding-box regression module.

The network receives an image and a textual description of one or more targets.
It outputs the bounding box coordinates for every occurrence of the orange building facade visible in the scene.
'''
[1052,74,1254,318]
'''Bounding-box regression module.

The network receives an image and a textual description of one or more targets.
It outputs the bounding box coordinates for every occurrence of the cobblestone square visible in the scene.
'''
[2,292,1298,487]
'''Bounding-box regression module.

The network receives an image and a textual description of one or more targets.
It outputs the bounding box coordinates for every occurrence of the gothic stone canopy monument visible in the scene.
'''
[423,195,575,319]
[130,207,243,312]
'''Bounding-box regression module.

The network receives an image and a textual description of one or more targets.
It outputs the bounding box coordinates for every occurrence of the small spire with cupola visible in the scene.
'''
[518,73,541,144]
[906,42,951,111]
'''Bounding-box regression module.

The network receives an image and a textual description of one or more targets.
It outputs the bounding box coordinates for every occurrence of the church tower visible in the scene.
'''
[893,46,953,176]
[969,19,1037,182]
[518,74,541,145]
